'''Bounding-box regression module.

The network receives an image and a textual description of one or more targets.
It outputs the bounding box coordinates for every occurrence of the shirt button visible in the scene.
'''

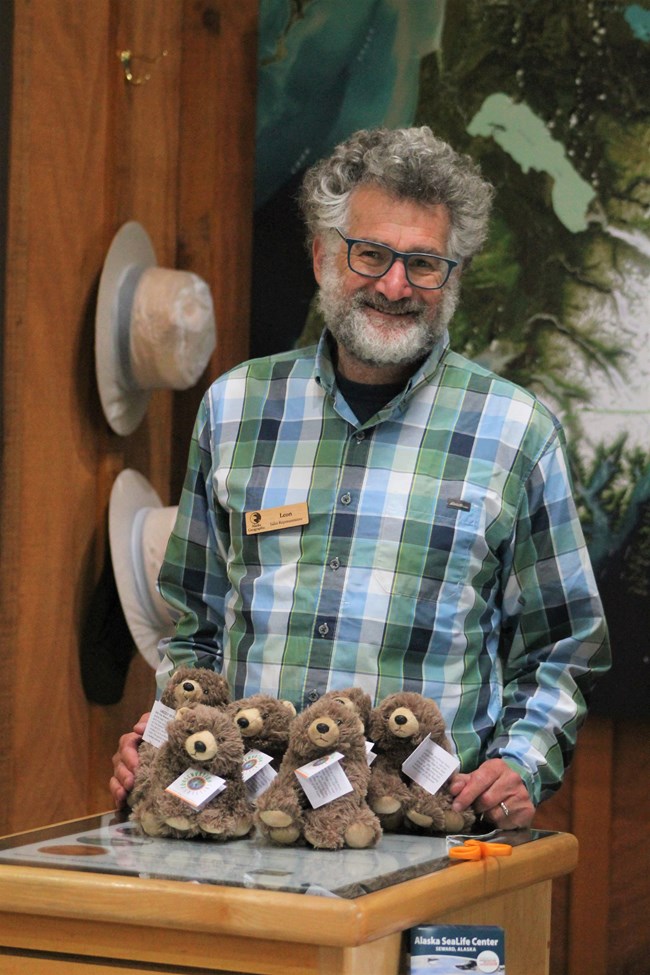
[318,622,330,636]
[329,557,340,570]
[307,689,320,702]
[340,492,351,505]
[355,431,365,443]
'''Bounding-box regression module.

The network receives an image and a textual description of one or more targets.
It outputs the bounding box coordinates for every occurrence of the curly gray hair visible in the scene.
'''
[299,126,494,263]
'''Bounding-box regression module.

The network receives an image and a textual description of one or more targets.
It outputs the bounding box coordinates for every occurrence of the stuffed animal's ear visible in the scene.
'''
[281,700,297,716]
[175,706,193,719]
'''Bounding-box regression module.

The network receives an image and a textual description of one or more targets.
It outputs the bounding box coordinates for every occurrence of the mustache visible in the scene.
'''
[356,292,423,315]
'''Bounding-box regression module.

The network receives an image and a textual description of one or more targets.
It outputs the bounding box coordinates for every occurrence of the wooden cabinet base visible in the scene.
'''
[0,830,576,975]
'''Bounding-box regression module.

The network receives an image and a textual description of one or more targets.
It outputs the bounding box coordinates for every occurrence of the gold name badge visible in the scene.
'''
[245,502,309,535]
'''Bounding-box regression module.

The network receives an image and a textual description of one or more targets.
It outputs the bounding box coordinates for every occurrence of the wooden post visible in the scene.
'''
[567,716,614,975]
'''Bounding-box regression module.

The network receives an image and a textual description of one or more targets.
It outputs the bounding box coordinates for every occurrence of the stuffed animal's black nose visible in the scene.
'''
[194,740,207,752]
[316,722,330,734]
[237,717,250,729]
[183,681,195,692]
[395,714,407,725]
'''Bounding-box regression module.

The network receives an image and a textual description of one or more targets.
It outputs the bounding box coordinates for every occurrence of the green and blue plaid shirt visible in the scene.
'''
[157,331,610,803]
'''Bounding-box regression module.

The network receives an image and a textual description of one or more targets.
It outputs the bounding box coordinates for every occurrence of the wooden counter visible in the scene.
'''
[0,816,578,975]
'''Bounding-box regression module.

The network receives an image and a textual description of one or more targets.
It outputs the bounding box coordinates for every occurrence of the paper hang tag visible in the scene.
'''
[366,740,377,766]
[295,752,353,809]
[242,749,277,800]
[401,735,460,795]
[165,767,227,809]
[142,700,176,748]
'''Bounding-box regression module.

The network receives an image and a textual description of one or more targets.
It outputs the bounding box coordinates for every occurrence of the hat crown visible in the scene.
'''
[129,267,216,391]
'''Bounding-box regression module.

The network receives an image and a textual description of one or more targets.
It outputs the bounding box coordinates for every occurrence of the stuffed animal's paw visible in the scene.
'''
[198,809,254,840]
[266,824,302,845]
[443,807,475,834]
[303,801,382,850]
[164,815,195,833]
[257,808,294,828]
[255,802,304,845]
[370,795,402,816]
[343,810,382,849]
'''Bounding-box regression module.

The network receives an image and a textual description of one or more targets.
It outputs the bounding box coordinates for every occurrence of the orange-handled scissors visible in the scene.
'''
[448,839,513,861]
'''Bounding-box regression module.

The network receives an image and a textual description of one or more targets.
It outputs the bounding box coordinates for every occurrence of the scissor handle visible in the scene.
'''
[448,839,513,861]
[448,843,482,861]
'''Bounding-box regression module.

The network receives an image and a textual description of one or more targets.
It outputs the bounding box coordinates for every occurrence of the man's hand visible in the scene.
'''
[448,758,535,829]
[109,713,149,809]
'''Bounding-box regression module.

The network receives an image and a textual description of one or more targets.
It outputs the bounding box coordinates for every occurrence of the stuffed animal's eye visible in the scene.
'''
[261,712,269,719]
[335,719,343,726]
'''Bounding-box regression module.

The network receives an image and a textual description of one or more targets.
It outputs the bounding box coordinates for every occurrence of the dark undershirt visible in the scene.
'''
[334,369,406,425]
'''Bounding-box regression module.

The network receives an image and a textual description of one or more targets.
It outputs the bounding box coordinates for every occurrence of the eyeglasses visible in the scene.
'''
[336,228,458,290]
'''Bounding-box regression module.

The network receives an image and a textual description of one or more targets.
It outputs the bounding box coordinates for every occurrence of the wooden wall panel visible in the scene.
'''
[85,0,184,817]
[172,0,258,496]
[609,720,650,973]
[534,717,650,975]
[1,0,257,832]
[2,0,118,834]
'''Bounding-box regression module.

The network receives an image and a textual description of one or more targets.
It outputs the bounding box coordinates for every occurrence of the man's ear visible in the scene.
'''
[312,236,324,285]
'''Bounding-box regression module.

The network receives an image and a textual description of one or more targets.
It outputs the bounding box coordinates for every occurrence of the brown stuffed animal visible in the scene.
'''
[129,666,231,809]
[130,703,254,841]
[367,692,475,835]
[255,698,382,850]
[318,687,372,732]
[229,694,296,769]
[160,666,231,710]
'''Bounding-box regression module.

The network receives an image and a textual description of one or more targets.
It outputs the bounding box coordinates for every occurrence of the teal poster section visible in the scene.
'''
[252,0,650,716]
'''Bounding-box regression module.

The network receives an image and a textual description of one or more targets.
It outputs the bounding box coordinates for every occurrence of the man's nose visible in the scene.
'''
[373,258,413,301]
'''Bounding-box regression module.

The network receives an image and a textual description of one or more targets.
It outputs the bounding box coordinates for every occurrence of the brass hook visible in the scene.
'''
[118,49,168,86]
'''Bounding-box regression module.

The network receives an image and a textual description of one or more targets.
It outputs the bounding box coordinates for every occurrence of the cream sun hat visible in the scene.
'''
[108,468,179,668]
[95,221,216,435]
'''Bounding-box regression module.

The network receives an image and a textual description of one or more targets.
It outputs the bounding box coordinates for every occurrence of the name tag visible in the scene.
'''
[245,502,309,535]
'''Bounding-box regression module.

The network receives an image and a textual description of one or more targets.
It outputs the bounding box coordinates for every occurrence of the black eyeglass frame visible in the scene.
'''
[335,228,458,291]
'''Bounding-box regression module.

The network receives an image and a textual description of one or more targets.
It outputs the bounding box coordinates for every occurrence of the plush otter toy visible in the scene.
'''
[255,697,382,850]
[158,666,231,710]
[130,703,254,840]
[229,694,296,769]
[318,687,373,733]
[367,691,475,835]
[129,666,231,809]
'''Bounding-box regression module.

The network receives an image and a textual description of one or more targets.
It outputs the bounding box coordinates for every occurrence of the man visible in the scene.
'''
[111,127,610,828]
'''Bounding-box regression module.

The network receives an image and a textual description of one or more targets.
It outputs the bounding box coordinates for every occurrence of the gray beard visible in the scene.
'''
[317,260,459,369]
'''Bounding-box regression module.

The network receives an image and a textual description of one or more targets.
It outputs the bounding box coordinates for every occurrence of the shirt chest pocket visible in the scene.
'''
[373,483,485,600]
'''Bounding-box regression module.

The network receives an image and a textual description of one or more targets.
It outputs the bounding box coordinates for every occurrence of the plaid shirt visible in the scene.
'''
[157,331,610,803]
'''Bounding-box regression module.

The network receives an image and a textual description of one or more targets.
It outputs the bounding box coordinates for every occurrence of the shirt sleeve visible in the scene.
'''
[155,396,228,693]
[487,429,611,805]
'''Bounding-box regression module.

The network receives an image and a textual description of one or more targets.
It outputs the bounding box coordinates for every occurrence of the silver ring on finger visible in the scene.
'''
[499,801,510,817]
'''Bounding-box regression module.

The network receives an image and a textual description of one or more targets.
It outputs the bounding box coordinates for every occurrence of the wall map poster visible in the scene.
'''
[253,0,650,715]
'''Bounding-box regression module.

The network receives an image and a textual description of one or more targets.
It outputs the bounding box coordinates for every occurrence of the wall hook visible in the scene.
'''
[118,49,168,86]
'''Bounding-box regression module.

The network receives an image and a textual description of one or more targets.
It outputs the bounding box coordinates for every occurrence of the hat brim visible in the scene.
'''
[109,469,175,669]
[96,222,156,436]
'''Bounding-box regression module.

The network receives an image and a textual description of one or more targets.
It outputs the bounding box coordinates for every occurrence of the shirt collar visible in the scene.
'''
[314,328,451,402]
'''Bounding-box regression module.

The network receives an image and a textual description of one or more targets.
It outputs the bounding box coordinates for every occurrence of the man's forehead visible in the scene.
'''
[346,185,451,247]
